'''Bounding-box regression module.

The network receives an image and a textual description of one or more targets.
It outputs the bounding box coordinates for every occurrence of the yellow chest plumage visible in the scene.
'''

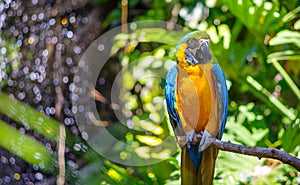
[176,64,211,132]
[176,43,219,135]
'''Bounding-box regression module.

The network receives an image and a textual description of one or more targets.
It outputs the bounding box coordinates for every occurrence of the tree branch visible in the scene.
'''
[177,135,300,171]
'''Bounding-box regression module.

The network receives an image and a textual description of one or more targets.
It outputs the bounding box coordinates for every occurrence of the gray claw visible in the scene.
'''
[185,131,195,148]
[198,130,213,152]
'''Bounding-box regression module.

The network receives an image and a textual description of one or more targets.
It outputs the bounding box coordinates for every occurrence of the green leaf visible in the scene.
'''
[246,76,296,121]
[282,6,300,23]
[252,164,297,185]
[267,50,300,61]
[0,120,55,171]
[294,19,300,30]
[251,128,269,142]
[269,30,300,48]
[281,124,300,153]
[267,59,300,101]
[215,151,263,184]
[220,0,283,34]
[226,122,256,146]
[0,92,60,141]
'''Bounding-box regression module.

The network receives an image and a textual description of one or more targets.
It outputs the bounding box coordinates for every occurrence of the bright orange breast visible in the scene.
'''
[176,64,212,133]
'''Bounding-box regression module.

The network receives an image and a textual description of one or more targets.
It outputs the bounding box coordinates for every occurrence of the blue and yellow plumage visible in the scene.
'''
[165,31,228,185]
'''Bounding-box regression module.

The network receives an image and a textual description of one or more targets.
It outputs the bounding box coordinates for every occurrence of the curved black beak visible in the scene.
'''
[185,39,211,65]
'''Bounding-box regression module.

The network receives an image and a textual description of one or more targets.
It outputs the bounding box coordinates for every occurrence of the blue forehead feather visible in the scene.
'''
[175,31,210,52]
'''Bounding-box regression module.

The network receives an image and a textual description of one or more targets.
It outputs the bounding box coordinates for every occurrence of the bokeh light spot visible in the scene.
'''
[61,18,68,25]
[28,37,34,44]
[66,31,73,38]
[13,173,20,180]
[45,127,52,133]
[69,16,76,23]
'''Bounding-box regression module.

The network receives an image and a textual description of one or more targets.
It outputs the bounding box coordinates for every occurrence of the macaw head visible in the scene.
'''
[176,31,211,66]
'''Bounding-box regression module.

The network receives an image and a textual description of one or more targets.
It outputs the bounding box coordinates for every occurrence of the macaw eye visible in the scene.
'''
[187,38,199,49]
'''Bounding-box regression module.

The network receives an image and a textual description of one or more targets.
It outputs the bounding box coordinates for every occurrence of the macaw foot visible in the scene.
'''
[198,130,213,152]
[185,130,195,149]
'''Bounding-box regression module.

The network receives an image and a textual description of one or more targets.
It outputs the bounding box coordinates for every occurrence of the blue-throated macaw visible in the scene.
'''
[165,31,228,185]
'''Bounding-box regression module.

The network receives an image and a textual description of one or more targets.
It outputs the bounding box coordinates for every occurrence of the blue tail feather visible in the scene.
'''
[187,145,202,171]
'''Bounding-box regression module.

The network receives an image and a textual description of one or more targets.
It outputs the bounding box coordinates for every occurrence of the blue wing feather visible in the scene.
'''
[212,64,228,139]
[165,66,184,136]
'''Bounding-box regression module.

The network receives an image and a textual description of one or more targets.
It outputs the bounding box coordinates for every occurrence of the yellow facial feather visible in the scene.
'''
[176,43,189,68]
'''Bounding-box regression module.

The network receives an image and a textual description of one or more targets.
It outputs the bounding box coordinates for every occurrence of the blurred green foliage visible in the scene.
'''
[0,35,20,87]
[0,0,299,184]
